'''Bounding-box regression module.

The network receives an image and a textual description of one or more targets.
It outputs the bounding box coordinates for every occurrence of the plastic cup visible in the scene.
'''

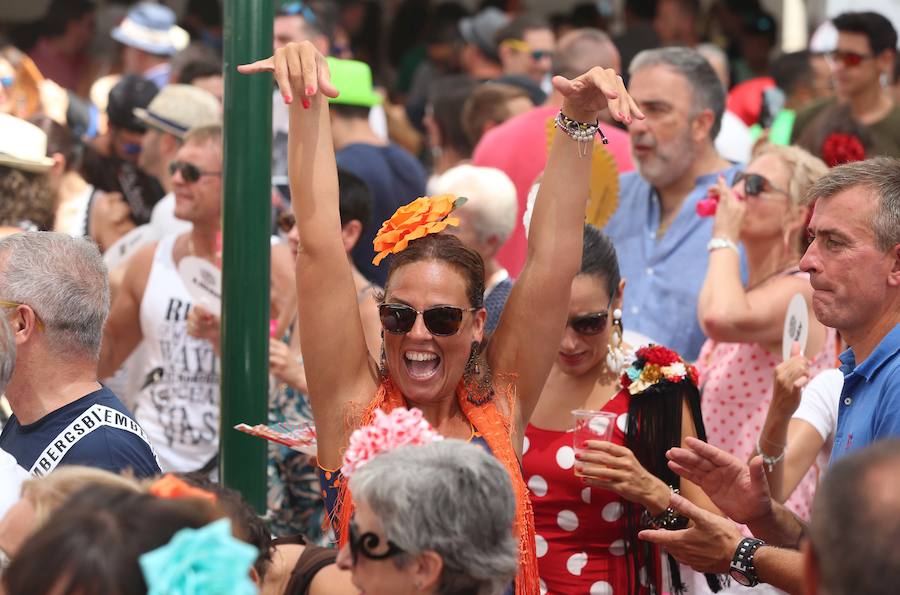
[572,409,617,477]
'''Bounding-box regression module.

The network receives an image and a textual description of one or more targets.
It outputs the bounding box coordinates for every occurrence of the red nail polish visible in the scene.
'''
[305,85,314,96]
[301,97,310,109]
[284,95,292,104]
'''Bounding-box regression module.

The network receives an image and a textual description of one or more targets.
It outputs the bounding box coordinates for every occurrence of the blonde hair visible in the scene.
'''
[20,466,140,527]
[752,143,829,208]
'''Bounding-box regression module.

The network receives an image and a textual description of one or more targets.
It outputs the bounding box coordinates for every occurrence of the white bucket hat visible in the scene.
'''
[133,84,220,139]
[111,2,189,57]
[0,114,55,173]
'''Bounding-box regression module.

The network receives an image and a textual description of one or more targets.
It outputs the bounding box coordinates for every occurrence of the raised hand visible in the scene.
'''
[576,440,670,512]
[771,342,810,415]
[552,67,645,125]
[712,174,746,242]
[666,436,773,525]
[638,492,742,573]
[237,41,339,106]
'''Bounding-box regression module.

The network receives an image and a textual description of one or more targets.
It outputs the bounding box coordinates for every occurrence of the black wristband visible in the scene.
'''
[729,537,765,587]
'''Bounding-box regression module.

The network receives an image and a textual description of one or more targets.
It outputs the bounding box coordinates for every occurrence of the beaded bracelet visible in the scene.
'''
[554,111,608,157]
[640,487,689,530]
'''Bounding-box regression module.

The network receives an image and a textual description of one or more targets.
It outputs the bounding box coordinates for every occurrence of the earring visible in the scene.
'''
[465,341,494,405]
[606,308,627,374]
[379,331,387,380]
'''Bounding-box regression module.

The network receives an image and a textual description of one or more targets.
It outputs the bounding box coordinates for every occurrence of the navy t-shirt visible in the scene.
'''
[336,143,428,286]
[0,386,161,478]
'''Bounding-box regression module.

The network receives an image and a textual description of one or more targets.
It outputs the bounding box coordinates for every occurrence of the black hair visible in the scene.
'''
[428,75,478,157]
[620,353,718,595]
[771,50,814,95]
[107,74,159,133]
[176,472,273,580]
[832,11,898,56]
[625,0,656,21]
[330,103,372,120]
[579,224,621,301]
[177,59,223,85]
[39,0,95,39]
[337,168,373,235]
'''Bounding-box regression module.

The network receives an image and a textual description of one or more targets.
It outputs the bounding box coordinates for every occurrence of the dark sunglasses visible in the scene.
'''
[169,160,221,184]
[826,49,873,68]
[734,172,788,198]
[276,211,296,233]
[379,303,477,337]
[348,520,404,566]
[568,311,609,336]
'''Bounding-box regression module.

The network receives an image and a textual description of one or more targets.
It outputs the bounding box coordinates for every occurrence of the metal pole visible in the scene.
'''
[220,0,272,512]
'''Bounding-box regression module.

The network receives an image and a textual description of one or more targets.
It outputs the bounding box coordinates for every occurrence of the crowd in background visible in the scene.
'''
[0,0,898,594]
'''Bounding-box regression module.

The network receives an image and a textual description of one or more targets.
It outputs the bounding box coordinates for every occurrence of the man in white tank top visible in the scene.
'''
[99,125,223,473]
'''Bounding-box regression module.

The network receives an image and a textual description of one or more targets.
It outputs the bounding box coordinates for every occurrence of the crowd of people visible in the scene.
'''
[0,0,899,594]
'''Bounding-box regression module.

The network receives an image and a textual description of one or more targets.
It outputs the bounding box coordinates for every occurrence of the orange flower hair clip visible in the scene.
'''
[149,474,218,503]
[372,195,467,265]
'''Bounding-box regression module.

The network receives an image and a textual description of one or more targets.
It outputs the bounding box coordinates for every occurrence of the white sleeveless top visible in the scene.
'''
[133,234,220,472]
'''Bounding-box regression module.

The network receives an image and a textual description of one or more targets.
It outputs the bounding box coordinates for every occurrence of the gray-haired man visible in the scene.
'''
[0,232,160,478]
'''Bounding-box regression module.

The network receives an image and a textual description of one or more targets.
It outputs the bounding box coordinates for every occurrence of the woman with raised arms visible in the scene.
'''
[239,41,642,594]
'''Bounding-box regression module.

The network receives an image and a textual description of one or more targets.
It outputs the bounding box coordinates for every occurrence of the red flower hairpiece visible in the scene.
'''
[821,133,865,168]
[619,344,698,395]
[149,474,218,503]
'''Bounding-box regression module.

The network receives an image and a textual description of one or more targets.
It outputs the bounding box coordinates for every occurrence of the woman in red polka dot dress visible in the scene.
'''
[524,226,720,595]
[696,145,837,523]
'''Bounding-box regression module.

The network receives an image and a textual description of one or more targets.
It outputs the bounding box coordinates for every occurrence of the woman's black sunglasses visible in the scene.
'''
[168,160,222,184]
[348,520,405,565]
[734,172,788,198]
[567,311,609,336]
[379,303,478,336]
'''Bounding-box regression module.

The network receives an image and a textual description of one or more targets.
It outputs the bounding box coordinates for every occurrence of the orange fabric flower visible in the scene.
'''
[149,474,218,503]
[372,195,462,265]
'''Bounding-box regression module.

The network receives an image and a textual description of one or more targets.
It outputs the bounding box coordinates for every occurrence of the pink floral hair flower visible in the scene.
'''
[341,407,444,478]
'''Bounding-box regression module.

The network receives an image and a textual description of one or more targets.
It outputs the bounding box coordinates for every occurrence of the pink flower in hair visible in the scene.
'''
[341,408,443,478]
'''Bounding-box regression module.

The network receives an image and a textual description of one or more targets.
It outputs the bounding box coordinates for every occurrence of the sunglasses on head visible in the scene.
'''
[169,160,221,184]
[348,520,405,566]
[567,311,609,335]
[379,303,478,336]
[500,39,553,61]
[276,211,296,233]
[734,172,788,198]
[826,49,873,68]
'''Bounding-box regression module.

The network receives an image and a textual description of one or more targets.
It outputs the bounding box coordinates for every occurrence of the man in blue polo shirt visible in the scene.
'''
[637,156,900,592]
[801,156,900,460]
[0,232,160,478]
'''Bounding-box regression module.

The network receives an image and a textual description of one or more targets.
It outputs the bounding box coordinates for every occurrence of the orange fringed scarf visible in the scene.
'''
[329,378,539,595]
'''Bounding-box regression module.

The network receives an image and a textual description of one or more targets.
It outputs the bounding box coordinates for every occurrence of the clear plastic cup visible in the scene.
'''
[572,409,617,477]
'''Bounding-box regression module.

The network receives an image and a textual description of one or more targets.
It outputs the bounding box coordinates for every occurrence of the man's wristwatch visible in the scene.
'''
[729,537,765,587]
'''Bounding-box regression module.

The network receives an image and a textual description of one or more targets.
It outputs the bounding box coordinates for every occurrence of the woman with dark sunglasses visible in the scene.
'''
[523,225,718,595]
[697,144,838,525]
[240,40,643,595]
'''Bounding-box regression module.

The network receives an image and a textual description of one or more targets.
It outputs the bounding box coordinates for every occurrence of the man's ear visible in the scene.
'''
[691,108,716,143]
[340,220,364,253]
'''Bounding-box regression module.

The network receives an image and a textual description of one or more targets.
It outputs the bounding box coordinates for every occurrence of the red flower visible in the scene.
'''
[696,195,719,217]
[637,345,681,366]
[821,133,865,168]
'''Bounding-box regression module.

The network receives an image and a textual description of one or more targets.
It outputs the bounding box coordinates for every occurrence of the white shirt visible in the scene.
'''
[0,448,28,519]
[793,368,842,443]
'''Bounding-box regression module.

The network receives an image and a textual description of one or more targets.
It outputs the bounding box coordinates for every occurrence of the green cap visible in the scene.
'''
[326,57,382,108]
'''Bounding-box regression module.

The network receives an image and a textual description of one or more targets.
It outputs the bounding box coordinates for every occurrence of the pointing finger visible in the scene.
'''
[237,57,275,74]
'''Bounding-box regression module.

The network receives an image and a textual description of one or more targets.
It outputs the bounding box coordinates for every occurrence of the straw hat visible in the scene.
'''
[326,57,382,108]
[111,2,189,57]
[133,84,220,139]
[0,113,55,173]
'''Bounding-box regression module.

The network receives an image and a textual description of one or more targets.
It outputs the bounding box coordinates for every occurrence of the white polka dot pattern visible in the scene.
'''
[557,509,579,531]
[609,539,625,556]
[590,581,614,595]
[528,475,548,497]
[555,445,575,469]
[535,534,548,558]
[566,552,588,576]
[601,501,623,523]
